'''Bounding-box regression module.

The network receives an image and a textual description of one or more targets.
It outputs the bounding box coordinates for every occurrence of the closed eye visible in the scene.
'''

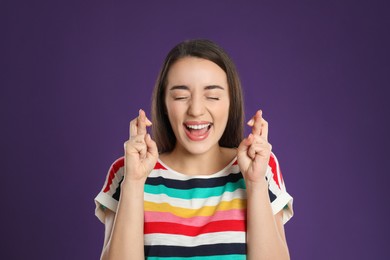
[207,97,220,100]
[174,96,188,100]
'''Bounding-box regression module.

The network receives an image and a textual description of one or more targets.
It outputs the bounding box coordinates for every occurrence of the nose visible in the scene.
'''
[187,96,205,117]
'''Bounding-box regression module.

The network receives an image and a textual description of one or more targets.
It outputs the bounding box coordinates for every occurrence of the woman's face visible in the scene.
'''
[164,57,230,156]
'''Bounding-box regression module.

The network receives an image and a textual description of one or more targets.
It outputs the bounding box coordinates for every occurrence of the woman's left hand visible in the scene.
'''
[237,110,272,184]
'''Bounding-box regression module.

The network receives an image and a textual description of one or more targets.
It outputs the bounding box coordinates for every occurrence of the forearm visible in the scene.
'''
[246,180,290,260]
[102,180,145,260]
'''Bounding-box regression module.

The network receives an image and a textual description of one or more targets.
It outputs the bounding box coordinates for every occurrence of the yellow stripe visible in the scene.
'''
[144,198,247,218]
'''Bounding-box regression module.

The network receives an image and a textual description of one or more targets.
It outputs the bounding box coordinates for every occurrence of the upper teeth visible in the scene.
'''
[187,124,210,130]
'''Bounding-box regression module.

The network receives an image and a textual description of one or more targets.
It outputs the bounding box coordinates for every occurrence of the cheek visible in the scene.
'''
[216,100,230,121]
[165,101,182,125]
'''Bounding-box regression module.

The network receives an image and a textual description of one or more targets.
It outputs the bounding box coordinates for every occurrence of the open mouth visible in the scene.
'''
[183,122,212,141]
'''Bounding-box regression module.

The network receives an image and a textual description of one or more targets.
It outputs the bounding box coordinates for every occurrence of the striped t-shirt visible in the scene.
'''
[94,153,293,259]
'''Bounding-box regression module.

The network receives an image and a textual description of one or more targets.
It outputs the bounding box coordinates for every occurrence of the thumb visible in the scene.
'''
[237,134,254,154]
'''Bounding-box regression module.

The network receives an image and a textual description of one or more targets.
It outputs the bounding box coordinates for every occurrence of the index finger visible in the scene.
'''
[129,117,138,139]
[251,110,262,136]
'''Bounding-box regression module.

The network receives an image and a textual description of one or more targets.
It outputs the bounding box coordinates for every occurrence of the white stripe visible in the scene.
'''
[106,167,124,197]
[270,191,294,224]
[144,231,246,247]
[94,192,119,223]
[268,172,282,197]
[151,160,241,180]
[266,165,281,196]
[144,189,247,208]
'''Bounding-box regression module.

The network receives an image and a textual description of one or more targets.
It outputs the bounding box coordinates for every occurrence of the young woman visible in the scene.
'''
[95,39,293,259]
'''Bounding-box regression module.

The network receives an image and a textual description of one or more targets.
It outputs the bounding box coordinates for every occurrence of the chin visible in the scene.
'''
[174,128,223,156]
[179,139,219,156]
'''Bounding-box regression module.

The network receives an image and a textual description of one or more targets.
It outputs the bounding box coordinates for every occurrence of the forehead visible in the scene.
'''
[166,57,227,87]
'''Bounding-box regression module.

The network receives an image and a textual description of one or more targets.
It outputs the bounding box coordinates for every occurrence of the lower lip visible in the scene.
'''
[184,126,211,141]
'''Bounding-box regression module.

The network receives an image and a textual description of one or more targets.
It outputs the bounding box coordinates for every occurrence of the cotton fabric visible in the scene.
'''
[95,153,293,259]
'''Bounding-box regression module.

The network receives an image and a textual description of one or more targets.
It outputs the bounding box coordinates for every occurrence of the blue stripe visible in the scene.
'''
[144,178,246,199]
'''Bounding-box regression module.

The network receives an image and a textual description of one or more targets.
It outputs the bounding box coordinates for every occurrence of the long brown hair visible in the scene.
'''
[151,39,244,153]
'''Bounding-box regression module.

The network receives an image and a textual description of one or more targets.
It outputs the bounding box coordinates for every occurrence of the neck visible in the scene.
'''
[161,145,236,176]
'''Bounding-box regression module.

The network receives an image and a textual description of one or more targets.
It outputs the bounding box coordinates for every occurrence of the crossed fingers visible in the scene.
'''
[246,110,271,159]
[126,109,153,158]
[130,109,152,139]
[247,110,268,141]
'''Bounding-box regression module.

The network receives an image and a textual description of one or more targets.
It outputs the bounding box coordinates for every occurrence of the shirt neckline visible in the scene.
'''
[157,156,238,179]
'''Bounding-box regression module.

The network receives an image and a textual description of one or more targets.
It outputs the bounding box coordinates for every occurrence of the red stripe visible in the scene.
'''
[269,153,283,188]
[154,162,167,170]
[144,220,246,236]
[103,157,124,192]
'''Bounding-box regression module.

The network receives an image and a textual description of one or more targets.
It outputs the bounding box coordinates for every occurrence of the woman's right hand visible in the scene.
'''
[123,109,158,182]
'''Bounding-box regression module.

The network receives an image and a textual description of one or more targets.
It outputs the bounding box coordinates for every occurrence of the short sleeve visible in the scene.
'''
[266,152,294,224]
[94,157,125,223]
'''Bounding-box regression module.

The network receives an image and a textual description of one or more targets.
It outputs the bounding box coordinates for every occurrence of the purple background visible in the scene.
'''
[2,1,389,259]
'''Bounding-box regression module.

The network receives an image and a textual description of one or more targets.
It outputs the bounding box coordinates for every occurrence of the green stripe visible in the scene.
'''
[147,255,245,260]
[144,179,246,199]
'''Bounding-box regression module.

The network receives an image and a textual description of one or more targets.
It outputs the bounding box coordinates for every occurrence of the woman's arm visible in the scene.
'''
[100,209,115,258]
[245,181,290,260]
[238,110,290,260]
[100,110,158,260]
[101,180,146,260]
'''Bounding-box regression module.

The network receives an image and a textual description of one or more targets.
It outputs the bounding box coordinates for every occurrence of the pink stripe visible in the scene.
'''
[145,209,246,227]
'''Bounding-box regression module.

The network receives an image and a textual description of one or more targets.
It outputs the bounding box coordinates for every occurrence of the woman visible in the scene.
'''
[95,39,293,259]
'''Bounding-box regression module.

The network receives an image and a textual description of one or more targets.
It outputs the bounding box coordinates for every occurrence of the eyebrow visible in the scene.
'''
[169,85,225,91]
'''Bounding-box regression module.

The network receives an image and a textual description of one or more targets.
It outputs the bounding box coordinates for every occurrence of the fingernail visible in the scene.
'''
[247,119,254,125]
